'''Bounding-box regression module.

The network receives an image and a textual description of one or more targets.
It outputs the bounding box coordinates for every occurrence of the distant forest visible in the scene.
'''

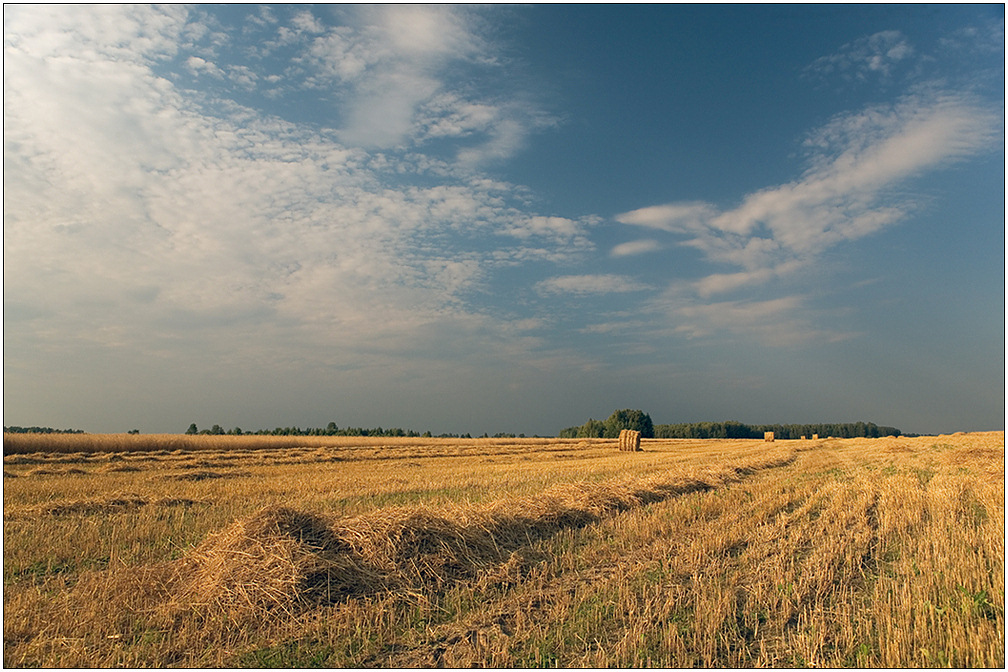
[4,426,85,434]
[184,423,527,439]
[559,411,905,440]
[653,421,904,440]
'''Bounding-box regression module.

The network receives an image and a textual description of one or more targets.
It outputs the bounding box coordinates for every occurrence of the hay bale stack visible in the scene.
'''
[618,429,641,451]
[764,431,775,442]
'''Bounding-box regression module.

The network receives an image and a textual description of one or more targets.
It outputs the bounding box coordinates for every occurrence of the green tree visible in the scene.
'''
[603,409,654,438]
[185,423,198,435]
[576,418,606,438]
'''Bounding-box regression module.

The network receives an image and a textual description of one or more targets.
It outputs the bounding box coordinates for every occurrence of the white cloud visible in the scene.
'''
[290,9,325,36]
[618,92,1001,288]
[299,5,494,150]
[226,64,258,89]
[611,239,662,257]
[339,70,443,147]
[293,5,544,164]
[419,94,499,139]
[690,260,808,298]
[376,4,481,58]
[805,30,916,83]
[536,275,652,296]
[614,202,718,234]
[509,216,584,239]
[2,4,591,383]
[185,55,223,78]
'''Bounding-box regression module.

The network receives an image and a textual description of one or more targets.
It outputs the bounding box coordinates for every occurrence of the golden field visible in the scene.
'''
[2,431,1003,667]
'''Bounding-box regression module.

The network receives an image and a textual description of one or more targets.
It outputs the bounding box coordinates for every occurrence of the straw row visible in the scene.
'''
[175,449,797,617]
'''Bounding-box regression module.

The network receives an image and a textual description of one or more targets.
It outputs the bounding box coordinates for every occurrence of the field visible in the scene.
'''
[3,431,1004,667]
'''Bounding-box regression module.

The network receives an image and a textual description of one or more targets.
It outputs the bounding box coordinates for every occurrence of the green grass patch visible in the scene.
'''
[239,639,334,668]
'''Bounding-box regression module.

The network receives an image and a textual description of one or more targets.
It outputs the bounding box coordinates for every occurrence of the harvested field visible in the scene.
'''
[3,432,1003,667]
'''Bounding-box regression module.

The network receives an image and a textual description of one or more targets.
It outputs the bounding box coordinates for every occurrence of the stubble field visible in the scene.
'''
[3,431,1003,667]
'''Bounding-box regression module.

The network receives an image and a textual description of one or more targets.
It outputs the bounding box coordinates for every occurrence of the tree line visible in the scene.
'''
[184,423,530,439]
[653,420,902,439]
[559,412,903,440]
[4,417,906,440]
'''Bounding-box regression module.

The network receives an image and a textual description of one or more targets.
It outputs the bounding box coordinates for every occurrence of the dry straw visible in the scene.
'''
[118,449,797,621]
[618,429,641,451]
[5,492,200,519]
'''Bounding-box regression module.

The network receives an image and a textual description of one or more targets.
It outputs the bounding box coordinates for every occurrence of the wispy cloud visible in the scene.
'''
[611,239,662,258]
[804,30,915,83]
[296,5,530,156]
[618,92,1000,285]
[536,275,653,297]
[646,291,857,346]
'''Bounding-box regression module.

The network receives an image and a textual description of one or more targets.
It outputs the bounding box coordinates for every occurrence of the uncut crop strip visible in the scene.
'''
[2,432,567,456]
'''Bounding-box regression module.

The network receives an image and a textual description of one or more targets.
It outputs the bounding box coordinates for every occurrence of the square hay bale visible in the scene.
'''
[764,431,774,442]
[812,433,819,440]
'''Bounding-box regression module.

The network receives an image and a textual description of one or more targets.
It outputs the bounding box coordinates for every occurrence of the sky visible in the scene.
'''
[3,4,1004,436]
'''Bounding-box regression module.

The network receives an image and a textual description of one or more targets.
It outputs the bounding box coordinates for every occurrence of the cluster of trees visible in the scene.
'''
[654,421,902,439]
[3,426,84,434]
[184,423,530,439]
[559,409,655,439]
[560,413,902,441]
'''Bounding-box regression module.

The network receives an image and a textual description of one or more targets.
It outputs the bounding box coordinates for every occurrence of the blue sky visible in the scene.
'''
[4,4,1004,435]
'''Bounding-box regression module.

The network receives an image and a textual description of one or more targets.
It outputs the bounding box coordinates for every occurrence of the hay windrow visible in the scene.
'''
[24,467,89,477]
[5,494,202,519]
[179,507,373,615]
[165,470,251,482]
[170,450,800,618]
[97,463,142,473]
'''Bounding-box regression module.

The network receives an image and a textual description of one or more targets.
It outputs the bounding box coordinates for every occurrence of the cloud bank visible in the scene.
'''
[3,5,592,377]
